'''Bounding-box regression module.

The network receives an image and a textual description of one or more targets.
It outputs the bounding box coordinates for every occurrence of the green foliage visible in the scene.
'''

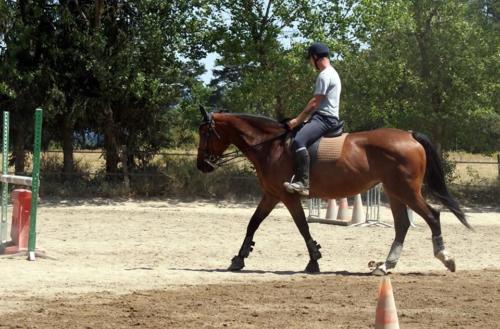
[209,0,498,155]
[83,1,214,171]
[0,0,498,199]
[330,0,499,154]
[210,0,316,119]
[0,0,215,173]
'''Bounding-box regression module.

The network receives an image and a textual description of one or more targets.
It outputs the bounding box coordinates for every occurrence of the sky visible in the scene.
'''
[199,52,220,85]
[197,24,302,86]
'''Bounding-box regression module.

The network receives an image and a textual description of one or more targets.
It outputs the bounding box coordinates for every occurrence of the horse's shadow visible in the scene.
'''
[168,267,372,276]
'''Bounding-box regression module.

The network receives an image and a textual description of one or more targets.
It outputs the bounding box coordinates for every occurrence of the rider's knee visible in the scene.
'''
[292,139,306,152]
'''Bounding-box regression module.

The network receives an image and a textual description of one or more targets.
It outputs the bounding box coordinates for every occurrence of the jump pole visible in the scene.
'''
[0,109,43,260]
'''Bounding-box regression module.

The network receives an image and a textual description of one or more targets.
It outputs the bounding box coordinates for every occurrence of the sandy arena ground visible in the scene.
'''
[0,199,498,328]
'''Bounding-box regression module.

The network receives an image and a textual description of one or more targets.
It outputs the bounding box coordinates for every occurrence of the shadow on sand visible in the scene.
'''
[38,197,263,209]
[168,267,372,277]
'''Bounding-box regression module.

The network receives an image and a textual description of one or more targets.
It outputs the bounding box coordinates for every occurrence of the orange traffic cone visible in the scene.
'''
[325,199,338,220]
[336,198,349,220]
[351,194,364,224]
[375,277,400,329]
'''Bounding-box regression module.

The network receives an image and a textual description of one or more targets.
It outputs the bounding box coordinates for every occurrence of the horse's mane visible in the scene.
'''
[225,113,284,131]
[211,112,287,146]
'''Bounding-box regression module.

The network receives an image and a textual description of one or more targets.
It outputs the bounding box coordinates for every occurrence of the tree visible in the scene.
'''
[210,0,317,120]
[1,0,215,177]
[45,1,98,175]
[0,0,57,173]
[331,0,499,154]
[87,0,212,174]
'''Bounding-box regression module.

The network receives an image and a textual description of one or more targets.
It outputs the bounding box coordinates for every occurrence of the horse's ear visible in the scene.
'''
[199,106,210,122]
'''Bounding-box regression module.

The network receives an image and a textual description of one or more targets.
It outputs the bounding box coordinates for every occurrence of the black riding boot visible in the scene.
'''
[284,148,310,196]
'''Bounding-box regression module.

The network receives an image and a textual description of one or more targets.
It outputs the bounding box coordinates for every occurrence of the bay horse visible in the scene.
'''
[196,107,471,275]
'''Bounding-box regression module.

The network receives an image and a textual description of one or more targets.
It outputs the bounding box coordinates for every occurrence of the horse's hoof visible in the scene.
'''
[435,250,456,272]
[228,256,245,271]
[371,267,388,276]
[368,260,384,271]
[305,260,320,274]
[444,258,456,272]
[370,262,388,276]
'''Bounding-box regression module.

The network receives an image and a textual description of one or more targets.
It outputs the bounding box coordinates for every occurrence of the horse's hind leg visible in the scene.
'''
[406,195,456,272]
[371,195,410,276]
[228,193,279,271]
[382,176,455,273]
[282,194,322,274]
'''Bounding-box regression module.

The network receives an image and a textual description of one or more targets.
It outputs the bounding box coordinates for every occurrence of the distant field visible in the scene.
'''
[57,150,500,185]
[3,150,499,186]
[448,152,499,185]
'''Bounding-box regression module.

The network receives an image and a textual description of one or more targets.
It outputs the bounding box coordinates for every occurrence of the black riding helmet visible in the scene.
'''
[307,42,330,59]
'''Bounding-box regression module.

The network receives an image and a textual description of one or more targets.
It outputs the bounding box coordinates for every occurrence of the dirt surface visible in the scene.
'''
[0,199,498,328]
[1,269,499,329]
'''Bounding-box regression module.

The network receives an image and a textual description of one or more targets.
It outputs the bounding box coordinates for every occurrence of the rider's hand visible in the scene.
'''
[288,118,299,130]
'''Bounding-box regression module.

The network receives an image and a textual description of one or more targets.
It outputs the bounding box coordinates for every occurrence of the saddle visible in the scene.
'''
[286,120,348,163]
[308,120,348,163]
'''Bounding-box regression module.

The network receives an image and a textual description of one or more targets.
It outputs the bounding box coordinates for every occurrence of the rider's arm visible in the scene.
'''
[288,94,325,129]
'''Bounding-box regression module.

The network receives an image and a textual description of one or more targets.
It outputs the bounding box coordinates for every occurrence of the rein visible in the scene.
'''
[214,149,243,166]
[201,119,288,168]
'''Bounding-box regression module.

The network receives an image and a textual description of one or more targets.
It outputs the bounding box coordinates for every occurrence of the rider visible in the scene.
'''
[284,42,342,196]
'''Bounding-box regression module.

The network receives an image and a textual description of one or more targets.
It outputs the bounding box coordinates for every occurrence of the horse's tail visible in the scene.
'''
[412,131,472,230]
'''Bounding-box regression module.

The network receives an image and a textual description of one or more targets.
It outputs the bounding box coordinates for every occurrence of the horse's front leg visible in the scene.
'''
[370,195,410,275]
[228,193,279,271]
[282,195,322,274]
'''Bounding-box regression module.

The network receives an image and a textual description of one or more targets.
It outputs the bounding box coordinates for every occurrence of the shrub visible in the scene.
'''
[39,153,261,199]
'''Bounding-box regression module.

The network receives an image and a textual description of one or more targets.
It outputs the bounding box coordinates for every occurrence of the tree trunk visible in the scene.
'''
[120,145,130,189]
[414,5,444,158]
[432,124,443,158]
[497,154,500,184]
[275,94,285,121]
[13,128,26,174]
[62,116,74,175]
[103,105,119,176]
[94,0,104,29]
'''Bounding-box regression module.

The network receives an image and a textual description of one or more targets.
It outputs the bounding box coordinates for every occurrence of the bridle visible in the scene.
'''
[198,107,288,169]
[199,118,243,169]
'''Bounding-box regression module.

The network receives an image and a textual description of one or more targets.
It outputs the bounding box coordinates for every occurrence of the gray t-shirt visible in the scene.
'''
[313,66,341,119]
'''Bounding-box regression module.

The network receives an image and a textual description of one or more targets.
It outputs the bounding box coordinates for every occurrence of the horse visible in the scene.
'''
[196,107,472,275]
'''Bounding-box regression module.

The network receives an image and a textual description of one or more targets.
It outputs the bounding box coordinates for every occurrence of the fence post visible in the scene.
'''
[1,111,9,243]
[27,108,42,261]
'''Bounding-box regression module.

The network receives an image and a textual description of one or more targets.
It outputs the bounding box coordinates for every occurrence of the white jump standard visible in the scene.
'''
[351,184,392,228]
[308,184,391,227]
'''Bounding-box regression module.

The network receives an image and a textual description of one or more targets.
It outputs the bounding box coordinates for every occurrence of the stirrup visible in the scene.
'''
[285,182,309,196]
[283,175,295,193]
